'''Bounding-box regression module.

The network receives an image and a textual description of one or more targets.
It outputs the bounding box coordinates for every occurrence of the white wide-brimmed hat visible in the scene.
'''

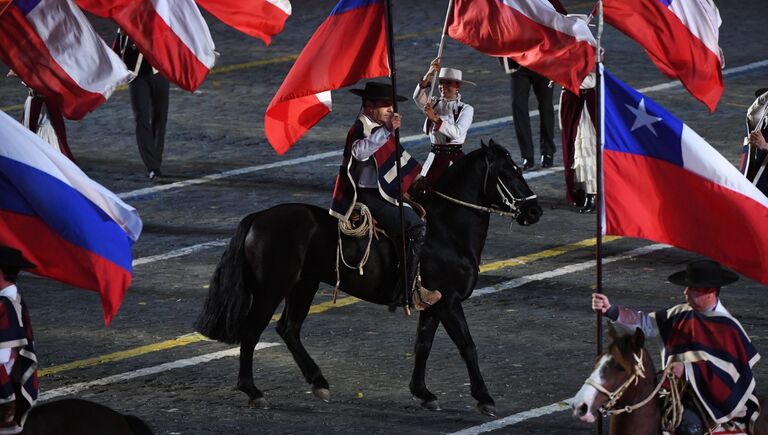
[438,68,475,86]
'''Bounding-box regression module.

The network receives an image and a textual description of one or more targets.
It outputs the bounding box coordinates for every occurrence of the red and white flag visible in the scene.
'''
[195,0,291,45]
[447,0,595,94]
[264,0,389,155]
[604,0,724,112]
[0,0,132,120]
[75,0,216,92]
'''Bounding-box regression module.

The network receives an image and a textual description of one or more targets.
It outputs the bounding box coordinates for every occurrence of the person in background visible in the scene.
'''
[740,88,768,195]
[0,246,38,434]
[113,29,170,181]
[412,58,474,185]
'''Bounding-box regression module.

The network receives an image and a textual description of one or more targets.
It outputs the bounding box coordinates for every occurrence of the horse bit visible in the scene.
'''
[433,155,536,218]
[583,349,677,418]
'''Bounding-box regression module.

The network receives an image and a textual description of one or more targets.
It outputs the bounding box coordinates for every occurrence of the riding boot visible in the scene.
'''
[406,226,442,310]
[675,406,705,435]
[578,194,596,214]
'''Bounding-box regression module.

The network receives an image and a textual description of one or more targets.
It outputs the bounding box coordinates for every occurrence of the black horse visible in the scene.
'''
[22,398,153,434]
[195,139,542,415]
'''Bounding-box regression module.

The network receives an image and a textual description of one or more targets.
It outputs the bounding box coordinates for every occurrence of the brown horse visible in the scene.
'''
[21,398,153,435]
[571,326,768,435]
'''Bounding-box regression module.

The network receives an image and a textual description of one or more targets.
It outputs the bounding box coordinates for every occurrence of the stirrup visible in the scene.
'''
[412,286,442,311]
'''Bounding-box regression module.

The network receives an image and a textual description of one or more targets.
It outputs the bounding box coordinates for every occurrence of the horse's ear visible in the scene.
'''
[632,327,645,350]
[488,138,497,147]
[481,139,487,149]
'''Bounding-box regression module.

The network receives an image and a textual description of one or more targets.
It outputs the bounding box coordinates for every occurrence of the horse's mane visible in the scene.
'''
[434,139,508,192]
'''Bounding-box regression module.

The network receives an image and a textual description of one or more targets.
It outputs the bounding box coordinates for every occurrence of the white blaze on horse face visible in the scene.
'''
[572,354,610,423]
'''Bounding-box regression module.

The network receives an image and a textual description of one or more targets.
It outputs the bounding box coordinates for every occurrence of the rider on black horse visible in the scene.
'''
[329,82,442,311]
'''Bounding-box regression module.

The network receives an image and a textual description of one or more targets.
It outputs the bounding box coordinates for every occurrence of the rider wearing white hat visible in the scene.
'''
[413,58,475,185]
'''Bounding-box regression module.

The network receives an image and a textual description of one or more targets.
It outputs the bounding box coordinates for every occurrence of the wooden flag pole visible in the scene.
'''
[383,0,410,311]
[595,1,605,434]
[427,0,456,102]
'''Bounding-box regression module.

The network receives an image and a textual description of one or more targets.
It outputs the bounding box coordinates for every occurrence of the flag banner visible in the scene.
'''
[602,69,768,285]
[75,0,216,92]
[195,0,291,45]
[604,0,724,112]
[447,0,595,94]
[264,0,389,155]
[0,111,143,325]
[0,0,133,120]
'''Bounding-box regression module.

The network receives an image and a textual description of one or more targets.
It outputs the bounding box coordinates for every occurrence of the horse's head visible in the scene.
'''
[479,139,542,225]
[572,326,651,423]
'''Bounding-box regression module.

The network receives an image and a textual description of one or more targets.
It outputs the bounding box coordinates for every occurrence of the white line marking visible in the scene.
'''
[471,244,669,298]
[132,239,228,267]
[39,342,281,402]
[49,244,668,407]
[116,59,768,201]
[446,398,574,435]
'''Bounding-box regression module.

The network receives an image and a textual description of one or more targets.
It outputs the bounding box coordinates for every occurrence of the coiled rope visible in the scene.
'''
[334,203,375,302]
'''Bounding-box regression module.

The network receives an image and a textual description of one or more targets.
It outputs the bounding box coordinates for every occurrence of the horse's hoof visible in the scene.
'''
[312,388,331,403]
[421,399,442,411]
[478,403,496,417]
[248,397,269,409]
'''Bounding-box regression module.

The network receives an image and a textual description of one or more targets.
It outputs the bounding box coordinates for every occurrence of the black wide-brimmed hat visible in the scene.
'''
[668,260,738,287]
[0,246,35,269]
[349,82,408,102]
[755,88,768,98]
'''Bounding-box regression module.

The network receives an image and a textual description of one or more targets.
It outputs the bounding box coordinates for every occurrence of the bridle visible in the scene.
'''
[583,349,677,418]
[434,154,536,218]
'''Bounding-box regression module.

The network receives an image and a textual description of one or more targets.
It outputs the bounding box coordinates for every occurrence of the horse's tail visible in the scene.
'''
[194,212,259,344]
[124,414,155,435]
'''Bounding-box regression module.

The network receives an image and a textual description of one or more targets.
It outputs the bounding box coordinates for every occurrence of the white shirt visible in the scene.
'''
[412,85,474,145]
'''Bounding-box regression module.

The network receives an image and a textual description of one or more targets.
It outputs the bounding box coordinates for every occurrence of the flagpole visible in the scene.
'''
[383,0,410,311]
[595,1,605,434]
[427,0,455,102]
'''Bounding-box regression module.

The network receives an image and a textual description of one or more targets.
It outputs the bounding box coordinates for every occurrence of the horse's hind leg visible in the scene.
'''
[238,293,283,408]
[275,279,331,402]
[441,302,496,416]
[409,309,442,411]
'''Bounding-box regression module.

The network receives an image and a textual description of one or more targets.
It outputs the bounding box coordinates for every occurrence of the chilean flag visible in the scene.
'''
[0,0,133,120]
[604,0,724,112]
[264,0,389,155]
[0,111,142,325]
[447,0,595,94]
[75,0,216,92]
[194,0,291,45]
[602,69,768,285]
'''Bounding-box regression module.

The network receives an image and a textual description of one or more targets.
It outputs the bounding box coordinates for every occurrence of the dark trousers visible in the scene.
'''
[356,189,424,238]
[511,67,556,161]
[130,71,169,172]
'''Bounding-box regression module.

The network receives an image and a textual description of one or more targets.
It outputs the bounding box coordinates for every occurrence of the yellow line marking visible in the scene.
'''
[0,29,442,113]
[39,236,619,378]
[479,236,620,272]
[40,295,362,377]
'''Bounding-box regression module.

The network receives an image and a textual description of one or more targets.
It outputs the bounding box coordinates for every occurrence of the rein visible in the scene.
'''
[434,154,536,218]
[584,350,684,430]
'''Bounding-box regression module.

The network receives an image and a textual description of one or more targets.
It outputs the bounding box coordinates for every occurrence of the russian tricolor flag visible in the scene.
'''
[0,111,142,325]
[604,0,724,112]
[447,0,595,94]
[602,69,768,285]
[0,0,133,120]
[75,0,216,92]
[264,0,390,155]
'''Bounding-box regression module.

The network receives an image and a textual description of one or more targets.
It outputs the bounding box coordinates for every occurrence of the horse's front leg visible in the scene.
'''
[441,302,496,416]
[409,309,441,410]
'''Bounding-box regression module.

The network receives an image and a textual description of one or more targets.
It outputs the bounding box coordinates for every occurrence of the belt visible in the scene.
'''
[431,144,463,154]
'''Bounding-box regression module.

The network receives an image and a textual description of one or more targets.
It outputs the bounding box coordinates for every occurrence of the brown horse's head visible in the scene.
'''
[572,325,649,423]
